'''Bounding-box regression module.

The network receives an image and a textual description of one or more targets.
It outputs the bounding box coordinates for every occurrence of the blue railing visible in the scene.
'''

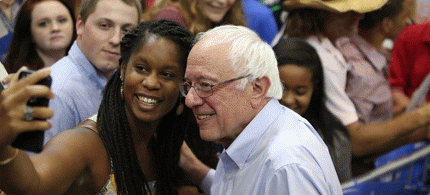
[342,142,430,194]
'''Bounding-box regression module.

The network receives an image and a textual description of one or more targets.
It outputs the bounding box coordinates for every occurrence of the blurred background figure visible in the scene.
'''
[273,37,352,182]
[4,0,76,73]
[334,0,412,126]
[356,0,414,117]
[242,0,278,43]
[358,0,413,64]
[389,23,430,116]
[283,0,430,177]
[0,0,25,62]
[414,0,429,23]
[258,0,283,28]
[144,0,278,43]
[144,0,245,34]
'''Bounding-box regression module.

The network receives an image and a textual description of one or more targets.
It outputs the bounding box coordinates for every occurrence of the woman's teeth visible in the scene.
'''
[138,96,158,105]
[198,115,210,120]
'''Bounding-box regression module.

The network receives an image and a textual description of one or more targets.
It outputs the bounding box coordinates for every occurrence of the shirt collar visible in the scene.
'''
[224,99,282,169]
[352,35,387,71]
[308,36,350,70]
[69,41,107,90]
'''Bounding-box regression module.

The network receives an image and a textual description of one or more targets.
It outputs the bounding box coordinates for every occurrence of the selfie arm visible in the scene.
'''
[0,68,55,194]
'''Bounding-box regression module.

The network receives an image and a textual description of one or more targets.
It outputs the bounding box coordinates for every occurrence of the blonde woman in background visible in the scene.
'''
[144,0,245,34]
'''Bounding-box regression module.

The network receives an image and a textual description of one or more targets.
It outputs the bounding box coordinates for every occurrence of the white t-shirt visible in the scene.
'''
[306,36,359,126]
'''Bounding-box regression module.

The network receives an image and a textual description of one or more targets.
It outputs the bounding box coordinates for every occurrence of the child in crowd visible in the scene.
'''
[273,37,351,183]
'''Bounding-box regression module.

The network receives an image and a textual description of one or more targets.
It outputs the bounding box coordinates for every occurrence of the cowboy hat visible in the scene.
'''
[283,0,389,13]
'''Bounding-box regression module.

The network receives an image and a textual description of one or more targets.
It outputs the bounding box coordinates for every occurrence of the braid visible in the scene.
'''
[99,20,195,195]
[99,70,148,194]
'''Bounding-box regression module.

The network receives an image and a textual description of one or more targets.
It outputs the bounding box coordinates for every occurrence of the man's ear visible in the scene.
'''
[250,76,270,108]
[381,17,394,35]
[76,16,84,38]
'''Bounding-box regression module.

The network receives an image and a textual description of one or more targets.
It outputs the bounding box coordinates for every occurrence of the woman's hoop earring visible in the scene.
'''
[176,104,184,116]
[120,85,124,99]
[120,75,124,100]
[176,97,184,116]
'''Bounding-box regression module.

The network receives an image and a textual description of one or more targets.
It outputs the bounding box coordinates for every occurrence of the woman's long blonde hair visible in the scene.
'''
[144,0,245,34]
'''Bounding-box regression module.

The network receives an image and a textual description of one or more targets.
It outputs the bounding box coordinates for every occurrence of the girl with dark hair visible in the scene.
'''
[4,0,76,73]
[273,37,351,182]
[0,19,216,195]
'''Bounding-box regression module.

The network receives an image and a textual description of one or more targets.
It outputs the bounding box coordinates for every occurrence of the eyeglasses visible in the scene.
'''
[179,74,251,98]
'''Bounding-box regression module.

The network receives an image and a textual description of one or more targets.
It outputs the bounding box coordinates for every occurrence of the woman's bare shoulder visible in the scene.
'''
[37,122,110,193]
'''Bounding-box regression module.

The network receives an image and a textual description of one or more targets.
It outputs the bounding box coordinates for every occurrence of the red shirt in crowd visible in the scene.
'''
[389,23,430,101]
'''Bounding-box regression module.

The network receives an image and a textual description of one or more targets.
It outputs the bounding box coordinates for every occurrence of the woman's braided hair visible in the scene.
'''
[98,19,194,195]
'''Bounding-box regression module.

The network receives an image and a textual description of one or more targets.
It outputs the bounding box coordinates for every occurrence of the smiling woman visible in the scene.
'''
[121,35,184,126]
[4,0,76,73]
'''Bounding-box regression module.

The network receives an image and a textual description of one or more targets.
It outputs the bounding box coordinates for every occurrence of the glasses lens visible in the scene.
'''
[198,82,213,97]
[179,82,214,98]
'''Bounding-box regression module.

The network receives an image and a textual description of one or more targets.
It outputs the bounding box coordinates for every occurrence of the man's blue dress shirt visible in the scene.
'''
[45,41,108,143]
[201,99,342,194]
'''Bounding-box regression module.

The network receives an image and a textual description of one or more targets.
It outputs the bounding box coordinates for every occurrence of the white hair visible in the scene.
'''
[195,25,283,99]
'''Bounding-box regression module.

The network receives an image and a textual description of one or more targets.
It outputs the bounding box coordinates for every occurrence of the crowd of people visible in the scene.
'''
[0,0,429,194]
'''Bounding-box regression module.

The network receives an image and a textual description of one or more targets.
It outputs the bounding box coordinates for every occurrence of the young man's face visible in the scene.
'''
[76,0,139,78]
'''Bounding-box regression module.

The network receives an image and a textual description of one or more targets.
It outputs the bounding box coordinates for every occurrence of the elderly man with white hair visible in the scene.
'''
[178,24,342,195]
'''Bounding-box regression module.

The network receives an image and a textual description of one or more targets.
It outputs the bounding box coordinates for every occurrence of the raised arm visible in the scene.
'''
[0,68,109,194]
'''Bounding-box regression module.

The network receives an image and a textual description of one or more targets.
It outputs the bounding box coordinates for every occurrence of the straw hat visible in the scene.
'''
[283,0,389,13]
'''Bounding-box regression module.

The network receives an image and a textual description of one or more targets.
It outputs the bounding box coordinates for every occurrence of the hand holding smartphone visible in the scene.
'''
[12,70,52,153]
[0,65,52,153]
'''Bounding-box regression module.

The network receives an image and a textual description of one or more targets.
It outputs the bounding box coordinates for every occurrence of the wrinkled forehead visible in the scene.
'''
[185,38,233,82]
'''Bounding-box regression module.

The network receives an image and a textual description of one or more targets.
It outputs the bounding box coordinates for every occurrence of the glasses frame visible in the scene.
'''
[180,74,251,98]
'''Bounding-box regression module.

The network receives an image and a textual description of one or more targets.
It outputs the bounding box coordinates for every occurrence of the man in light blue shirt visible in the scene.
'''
[45,0,142,143]
[179,25,342,194]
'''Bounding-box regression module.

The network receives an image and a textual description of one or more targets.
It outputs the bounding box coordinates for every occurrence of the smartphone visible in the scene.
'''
[11,70,52,153]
